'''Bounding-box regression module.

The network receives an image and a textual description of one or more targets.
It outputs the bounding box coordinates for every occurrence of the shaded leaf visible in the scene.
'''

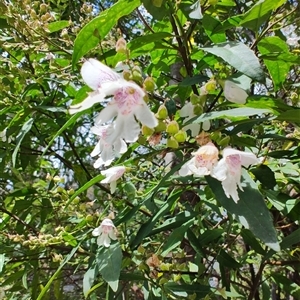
[164,282,210,298]
[12,118,34,167]
[251,165,277,189]
[202,42,265,82]
[206,171,280,251]
[96,242,122,292]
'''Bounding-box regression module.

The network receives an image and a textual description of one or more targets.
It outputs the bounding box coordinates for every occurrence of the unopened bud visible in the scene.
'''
[218,135,230,147]
[190,94,201,105]
[142,125,154,136]
[205,79,216,92]
[156,104,168,120]
[155,120,167,132]
[193,105,203,115]
[166,121,179,135]
[116,37,127,54]
[174,130,187,143]
[167,136,179,149]
[143,77,155,92]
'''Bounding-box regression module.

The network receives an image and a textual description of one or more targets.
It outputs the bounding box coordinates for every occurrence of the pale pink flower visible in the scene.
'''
[179,143,219,176]
[90,125,127,168]
[101,166,126,194]
[69,59,157,143]
[92,219,117,247]
[211,148,259,202]
[180,102,200,137]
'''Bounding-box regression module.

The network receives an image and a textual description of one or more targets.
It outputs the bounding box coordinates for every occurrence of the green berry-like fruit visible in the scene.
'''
[142,125,154,136]
[166,121,179,135]
[143,77,155,92]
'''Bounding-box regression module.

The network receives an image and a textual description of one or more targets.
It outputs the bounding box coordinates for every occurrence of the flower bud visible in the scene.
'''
[166,121,179,135]
[156,104,168,120]
[142,125,154,136]
[174,130,187,143]
[155,120,167,132]
[115,37,127,54]
[131,70,143,83]
[205,79,216,92]
[167,136,179,149]
[143,77,155,92]
[193,105,203,115]
[190,94,201,105]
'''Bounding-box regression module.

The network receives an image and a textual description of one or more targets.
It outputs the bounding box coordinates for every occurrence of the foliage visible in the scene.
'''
[0,0,300,299]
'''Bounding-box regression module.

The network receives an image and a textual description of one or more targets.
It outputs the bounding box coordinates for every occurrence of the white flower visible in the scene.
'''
[92,219,117,247]
[101,166,126,194]
[0,128,11,143]
[211,148,259,203]
[224,80,248,104]
[179,143,219,176]
[69,59,158,143]
[90,125,127,168]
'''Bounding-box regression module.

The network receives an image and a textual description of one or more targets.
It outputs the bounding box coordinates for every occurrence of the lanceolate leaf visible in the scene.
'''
[72,0,140,67]
[195,107,272,123]
[206,171,280,251]
[202,42,265,82]
[12,118,34,167]
[96,242,123,292]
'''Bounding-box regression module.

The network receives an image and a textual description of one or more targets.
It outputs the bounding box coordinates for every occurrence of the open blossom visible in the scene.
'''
[180,102,210,136]
[179,143,219,176]
[90,125,127,168]
[224,80,248,104]
[69,59,158,144]
[92,219,117,247]
[211,148,259,203]
[101,166,126,194]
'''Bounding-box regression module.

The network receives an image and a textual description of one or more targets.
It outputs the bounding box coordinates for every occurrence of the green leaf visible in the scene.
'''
[12,118,34,167]
[62,232,77,247]
[0,254,5,273]
[96,242,123,292]
[164,282,210,298]
[179,74,209,86]
[217,249,241,268]
[206,171,280,251]
[48,20,70,33]
[241,229,266,255]
[280,228,300,249]
[72,0,140,67]
[276,109,300,124]
[202,42,265,82]
[142,0,167,20]
[202,14,226,43]
[161,218,195,256]
[251,165,277,189]
[257,36,292,90]
[129,32,172,52]
[198,229,224,245]
[195,107,272,123]
[240,0,286,31]
[83,268,98,297]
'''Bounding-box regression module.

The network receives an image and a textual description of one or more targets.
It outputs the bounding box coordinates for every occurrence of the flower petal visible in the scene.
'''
[110,180,117,194]
[95,103,118,125]
[135,104,158,128]
[81,58,120,90]
[211,158,227,181]
[69,91,106,114]
[90,141,101,157]
[224,80,248,104]
[102,234,111,247]
[92,227,102,236]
